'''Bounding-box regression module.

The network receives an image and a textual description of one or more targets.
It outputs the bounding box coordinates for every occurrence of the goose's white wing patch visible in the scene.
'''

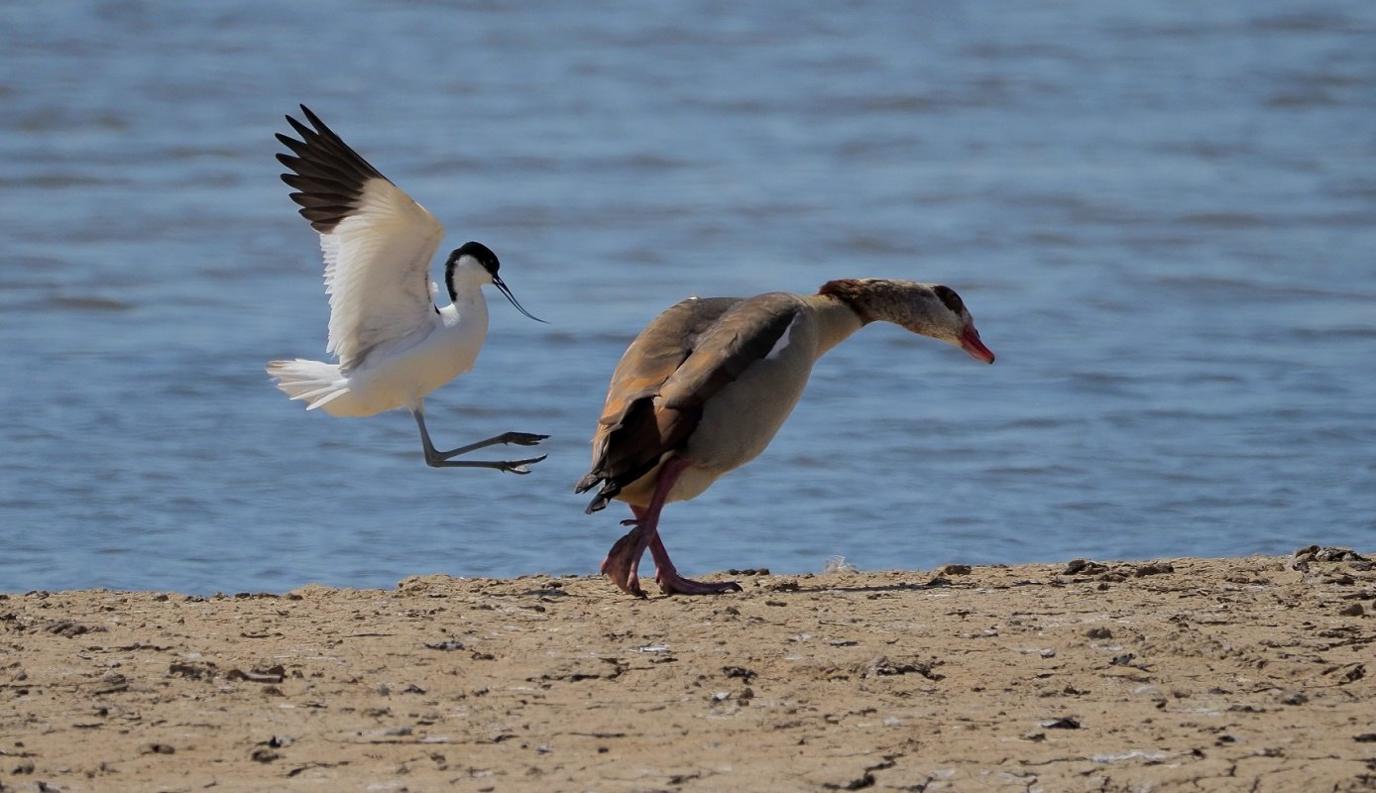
[765,311,803,360]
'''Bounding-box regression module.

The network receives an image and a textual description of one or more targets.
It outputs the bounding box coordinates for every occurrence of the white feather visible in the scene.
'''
[320,178,445,371]
[765,312,802,360]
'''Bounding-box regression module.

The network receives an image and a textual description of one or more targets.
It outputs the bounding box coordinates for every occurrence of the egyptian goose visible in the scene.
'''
[576,278,995,596]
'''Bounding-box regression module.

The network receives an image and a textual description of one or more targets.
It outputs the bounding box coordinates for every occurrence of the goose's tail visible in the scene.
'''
[265,359,353,416]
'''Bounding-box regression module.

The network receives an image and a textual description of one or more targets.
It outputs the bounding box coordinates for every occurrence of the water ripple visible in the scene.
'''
[1,0,1373,593]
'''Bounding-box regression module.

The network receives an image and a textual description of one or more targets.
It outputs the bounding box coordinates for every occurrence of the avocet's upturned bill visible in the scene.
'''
[266,105,549,474]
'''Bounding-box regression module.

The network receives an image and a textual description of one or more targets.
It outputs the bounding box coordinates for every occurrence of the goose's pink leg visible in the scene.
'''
[649,534,742,596]
[599,456,742,597]
[600,457,691,597]
[600,506,651,596]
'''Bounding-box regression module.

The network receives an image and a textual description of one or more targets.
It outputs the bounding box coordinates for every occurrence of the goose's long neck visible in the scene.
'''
[804,293,866,358]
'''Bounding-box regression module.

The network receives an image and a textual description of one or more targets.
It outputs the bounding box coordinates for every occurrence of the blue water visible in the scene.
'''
[1,2,1373,593]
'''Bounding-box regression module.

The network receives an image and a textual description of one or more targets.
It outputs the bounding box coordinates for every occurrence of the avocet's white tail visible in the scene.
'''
[265,359,353,415]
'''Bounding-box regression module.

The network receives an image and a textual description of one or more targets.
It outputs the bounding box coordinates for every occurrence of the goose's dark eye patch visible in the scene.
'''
[933,285,964,314]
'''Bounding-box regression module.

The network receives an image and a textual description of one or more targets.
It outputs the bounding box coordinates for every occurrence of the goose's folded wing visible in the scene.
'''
[593,297,741,428]
[277,105,445,371]
[657,292,805,411]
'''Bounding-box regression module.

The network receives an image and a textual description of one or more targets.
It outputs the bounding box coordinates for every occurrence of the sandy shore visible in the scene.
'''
[2,549,1373,792]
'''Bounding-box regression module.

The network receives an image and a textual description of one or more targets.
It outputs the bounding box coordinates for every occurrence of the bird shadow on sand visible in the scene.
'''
[751,577,976,596]
[444,576,986,602]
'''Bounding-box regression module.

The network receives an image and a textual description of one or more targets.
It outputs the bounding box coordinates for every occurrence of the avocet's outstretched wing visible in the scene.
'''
[277,105,445,371]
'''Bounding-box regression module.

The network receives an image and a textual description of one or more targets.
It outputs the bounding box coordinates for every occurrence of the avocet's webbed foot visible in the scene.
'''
[433,432,549,460]
[426,454,547,474]
[494,454,547,475]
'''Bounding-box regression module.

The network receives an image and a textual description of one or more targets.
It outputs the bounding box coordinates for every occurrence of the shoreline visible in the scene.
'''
[2,550,1372,792]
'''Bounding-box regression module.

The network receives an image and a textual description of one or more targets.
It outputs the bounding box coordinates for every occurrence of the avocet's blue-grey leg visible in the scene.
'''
[411,407,547,474]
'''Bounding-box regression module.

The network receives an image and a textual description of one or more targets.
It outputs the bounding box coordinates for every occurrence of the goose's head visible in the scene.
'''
[445,241,545,322]
[818,278,995,363]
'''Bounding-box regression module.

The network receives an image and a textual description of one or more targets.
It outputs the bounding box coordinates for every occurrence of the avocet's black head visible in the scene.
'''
[448,240,500,278]
[444,241,545,323]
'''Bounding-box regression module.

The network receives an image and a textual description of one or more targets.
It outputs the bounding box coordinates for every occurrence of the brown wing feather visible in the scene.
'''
[576,293,803,512]
[595,298,739,428]
[659,293,804,411]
